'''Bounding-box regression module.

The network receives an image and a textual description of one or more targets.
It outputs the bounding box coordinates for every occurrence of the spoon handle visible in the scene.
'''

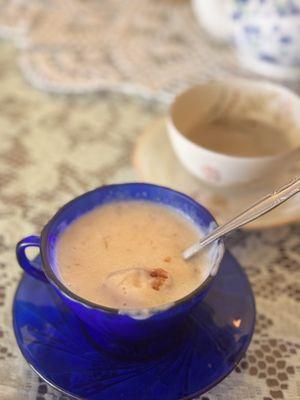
[183,177,300,260]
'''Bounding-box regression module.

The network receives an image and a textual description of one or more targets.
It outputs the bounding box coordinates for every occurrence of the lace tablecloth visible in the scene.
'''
[0,0,252,101]
[0,40,299,400]
[0,0,299,397]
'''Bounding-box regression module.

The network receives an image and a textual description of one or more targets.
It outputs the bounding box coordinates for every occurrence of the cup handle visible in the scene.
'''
[16,235,48,282]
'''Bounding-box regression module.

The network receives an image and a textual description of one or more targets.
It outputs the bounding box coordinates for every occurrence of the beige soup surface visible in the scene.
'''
[56,201,207,309]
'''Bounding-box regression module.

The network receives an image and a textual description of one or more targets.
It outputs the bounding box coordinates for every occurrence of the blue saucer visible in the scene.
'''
[13,252,255,400]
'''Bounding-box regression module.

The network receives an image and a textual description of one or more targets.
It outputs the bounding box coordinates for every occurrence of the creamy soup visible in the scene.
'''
[56,201,208,309]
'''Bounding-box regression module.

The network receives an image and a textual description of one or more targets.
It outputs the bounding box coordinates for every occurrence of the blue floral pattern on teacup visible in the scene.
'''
[232,0,300,77]
[233,0,300,16]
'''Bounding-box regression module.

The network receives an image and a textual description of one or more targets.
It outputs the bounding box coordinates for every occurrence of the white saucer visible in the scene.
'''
[133,117,300,230]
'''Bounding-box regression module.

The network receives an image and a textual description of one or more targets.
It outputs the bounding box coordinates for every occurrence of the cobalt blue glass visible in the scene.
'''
[13,252,256,400]
[16,183,224,359]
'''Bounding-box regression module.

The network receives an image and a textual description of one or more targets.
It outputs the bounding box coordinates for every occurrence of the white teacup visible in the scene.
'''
[167,78,300,187]
[191,0,233,43]
[232,0,300,80]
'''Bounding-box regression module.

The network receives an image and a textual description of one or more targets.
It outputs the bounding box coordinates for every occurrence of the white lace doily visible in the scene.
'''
[0,0,250,99]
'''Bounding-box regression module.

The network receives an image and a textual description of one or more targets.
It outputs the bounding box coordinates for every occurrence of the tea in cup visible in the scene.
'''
[167,78,300,187]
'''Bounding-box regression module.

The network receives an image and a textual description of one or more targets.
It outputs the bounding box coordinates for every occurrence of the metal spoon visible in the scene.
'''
[183,176,300,260]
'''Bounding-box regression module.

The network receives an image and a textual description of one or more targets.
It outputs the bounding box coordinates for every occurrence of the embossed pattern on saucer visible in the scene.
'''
[13,252,255,400]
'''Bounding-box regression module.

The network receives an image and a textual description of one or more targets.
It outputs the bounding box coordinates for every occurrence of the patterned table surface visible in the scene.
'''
[1,0,299,101]
[0,0,242,100]
[0,33,300,400]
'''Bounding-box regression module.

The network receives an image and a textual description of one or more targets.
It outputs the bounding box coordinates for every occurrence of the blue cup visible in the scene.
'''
[16,183,224,359]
